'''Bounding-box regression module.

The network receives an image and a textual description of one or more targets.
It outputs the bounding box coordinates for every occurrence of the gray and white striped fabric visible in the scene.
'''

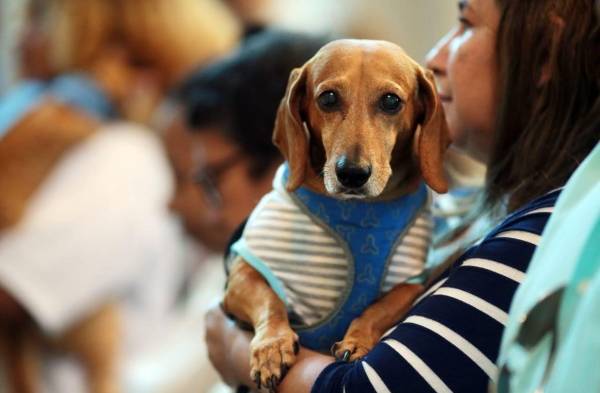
[231,166,432,327]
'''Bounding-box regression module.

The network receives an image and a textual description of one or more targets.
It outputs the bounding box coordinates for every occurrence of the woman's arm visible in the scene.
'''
[204,305,254,387]
[277,347,333,393]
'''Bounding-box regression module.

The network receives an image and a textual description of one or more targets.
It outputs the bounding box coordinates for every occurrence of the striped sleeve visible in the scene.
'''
[311,191,559,393]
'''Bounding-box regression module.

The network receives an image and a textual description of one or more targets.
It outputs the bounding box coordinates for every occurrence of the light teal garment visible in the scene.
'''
[0,80,45,140]
[496,142,600,393]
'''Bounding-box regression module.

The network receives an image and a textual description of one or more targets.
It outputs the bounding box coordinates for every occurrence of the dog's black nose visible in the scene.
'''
[335,156,371,189]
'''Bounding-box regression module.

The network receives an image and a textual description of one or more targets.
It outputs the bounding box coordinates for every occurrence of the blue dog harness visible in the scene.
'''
[232,164,430,351]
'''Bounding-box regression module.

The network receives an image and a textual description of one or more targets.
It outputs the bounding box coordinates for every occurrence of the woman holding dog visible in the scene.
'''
[205,0,599,392]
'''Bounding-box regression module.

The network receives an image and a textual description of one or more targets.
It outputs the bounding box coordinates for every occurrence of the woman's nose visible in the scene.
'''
[425,28,456,75]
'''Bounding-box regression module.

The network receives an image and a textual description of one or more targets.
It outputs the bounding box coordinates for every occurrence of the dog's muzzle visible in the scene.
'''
[335,156,371,189]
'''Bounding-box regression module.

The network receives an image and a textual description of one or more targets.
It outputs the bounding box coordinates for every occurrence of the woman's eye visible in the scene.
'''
[379,93,403,114]
[317,90,339,111]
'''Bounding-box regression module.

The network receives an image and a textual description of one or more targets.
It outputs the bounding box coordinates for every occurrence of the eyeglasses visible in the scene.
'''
[193,152,245,207]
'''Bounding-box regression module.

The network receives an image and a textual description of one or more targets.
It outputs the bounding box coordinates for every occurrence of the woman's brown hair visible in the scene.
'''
[486,0,599,211]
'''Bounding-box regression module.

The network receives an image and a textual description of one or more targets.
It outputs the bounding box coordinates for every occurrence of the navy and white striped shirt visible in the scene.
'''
[312,190,560,393]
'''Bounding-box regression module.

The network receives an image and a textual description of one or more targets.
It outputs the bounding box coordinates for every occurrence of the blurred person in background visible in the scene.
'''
[163,29,330,252]
[18,0,240,124]
[0,0,240,392]
[222,0,274,38]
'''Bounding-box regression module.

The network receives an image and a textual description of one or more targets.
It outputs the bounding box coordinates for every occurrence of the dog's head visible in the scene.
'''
[273,39,450,199]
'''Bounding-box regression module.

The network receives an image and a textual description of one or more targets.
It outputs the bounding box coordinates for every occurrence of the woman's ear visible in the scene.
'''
[414,67,450,194]
[273,65,310,191]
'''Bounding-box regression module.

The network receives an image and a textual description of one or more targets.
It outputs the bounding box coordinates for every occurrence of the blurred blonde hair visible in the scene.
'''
[46,0,241,85]
[116,0,241,84]
[46,0,113,74]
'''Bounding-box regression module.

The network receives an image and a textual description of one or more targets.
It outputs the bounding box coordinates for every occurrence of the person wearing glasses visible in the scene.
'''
[163,30,330,252]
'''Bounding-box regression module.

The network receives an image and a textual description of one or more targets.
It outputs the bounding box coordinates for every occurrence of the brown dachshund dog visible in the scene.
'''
[223,39,449,391]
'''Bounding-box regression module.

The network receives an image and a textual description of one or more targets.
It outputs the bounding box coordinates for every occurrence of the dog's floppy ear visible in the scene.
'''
[414,67,450,194]
[273,65,310,191]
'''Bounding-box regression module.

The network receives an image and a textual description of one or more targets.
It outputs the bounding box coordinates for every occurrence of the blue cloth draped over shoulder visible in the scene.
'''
[0,74,115,141]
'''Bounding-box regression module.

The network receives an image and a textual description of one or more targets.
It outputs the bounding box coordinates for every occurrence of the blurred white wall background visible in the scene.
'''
[0,0,25,94]
[270,0,456,63]
[0,0,456,94]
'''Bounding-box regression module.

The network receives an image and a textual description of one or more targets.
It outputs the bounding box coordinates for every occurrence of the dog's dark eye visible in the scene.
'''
[379,93,403,114]
[317,91,338,111]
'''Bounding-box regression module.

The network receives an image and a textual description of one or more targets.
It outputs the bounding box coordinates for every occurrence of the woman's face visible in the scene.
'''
[163,111,277,252]
[425,0,501,163]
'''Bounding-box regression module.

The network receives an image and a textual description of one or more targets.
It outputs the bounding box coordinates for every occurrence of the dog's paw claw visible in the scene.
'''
[265,375,274,391]
[342,350,351,362]
[269,375,279,392]
[332,339,371,362]
[293,340,300,355]
[252,371,262,390]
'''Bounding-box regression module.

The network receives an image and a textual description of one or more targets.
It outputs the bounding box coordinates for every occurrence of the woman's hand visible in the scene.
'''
[204,303,255,388]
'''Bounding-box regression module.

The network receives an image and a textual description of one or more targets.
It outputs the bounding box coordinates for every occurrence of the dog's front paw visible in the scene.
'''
[331,320,380,362]
[331,337,373,362]
[250,326,299,392]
